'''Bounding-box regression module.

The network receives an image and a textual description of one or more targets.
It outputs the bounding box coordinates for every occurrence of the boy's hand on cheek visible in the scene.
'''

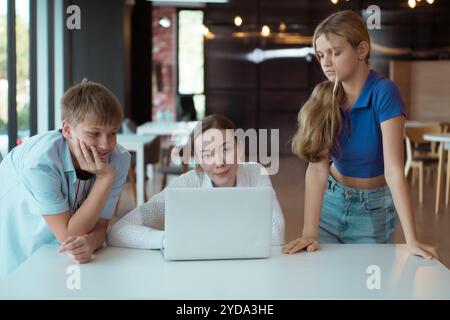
[73,138,115,179]
[58,235,95,264]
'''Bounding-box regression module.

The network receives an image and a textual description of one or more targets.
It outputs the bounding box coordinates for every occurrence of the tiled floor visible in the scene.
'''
[116,155,450,269]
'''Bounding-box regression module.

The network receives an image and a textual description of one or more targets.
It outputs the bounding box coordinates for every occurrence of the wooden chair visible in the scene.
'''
[160,143,190,190]
[404,125,443,203]
[433,122,450,214]
[442,122,450,207]
[440,122,450,134]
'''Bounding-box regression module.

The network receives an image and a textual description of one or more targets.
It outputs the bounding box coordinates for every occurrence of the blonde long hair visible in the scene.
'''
[292,80,345,162]
[292,10,371,162]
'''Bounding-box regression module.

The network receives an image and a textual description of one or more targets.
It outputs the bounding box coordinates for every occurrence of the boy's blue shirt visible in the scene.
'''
[0,130,131,279]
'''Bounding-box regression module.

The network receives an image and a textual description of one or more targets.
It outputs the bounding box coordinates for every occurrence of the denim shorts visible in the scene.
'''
[318,174,397,244]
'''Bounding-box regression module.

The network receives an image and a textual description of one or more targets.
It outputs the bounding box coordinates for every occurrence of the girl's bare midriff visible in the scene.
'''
[330,163,386,190]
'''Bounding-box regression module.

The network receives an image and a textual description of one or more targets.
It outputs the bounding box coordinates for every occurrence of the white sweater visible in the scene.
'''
[107,162,285,249]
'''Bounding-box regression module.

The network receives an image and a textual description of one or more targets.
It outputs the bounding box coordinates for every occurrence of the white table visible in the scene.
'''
[424,133,450,151]
[137,121,198,137]
[424,133,450,213]
[1,244,449,299]
[117,134,158,206]
[405,120,442,128]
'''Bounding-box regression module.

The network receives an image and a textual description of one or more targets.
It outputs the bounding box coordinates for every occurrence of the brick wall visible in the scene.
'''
[152,7,177,121]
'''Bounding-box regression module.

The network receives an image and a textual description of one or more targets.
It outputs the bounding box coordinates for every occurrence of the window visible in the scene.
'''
[0,0,8,156]
[0,0,32,157]
[178,9,205,120]
[16,0,30,144]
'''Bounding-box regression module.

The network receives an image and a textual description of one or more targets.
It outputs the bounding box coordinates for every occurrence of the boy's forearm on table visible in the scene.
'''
[85,224,108,251]
[67,176,115,236]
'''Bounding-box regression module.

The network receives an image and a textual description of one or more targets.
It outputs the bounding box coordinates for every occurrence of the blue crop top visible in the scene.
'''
[331,70,407,178]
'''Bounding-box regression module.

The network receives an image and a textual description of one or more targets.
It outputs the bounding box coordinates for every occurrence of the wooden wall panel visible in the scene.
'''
[389,60,411,116]
[390,60,450,121]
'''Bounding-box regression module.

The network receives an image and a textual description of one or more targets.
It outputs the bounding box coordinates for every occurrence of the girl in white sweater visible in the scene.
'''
[107,114,285,249]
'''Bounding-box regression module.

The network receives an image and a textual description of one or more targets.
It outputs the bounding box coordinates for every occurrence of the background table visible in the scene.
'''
[0,244,449,299]
[424,133,450,213]
[137,121,198,137]
[136,121,199,189]
[117,134,158,206]
[405,120,442,128]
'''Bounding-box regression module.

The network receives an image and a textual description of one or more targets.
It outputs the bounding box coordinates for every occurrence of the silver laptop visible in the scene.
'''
[163,187,273,260]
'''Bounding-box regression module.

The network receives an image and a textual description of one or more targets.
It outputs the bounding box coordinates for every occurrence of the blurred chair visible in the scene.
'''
[0,151,3,163]
[121,118,160,206]
[440,122,450,133]
[176,94,197,121]
[404,125,443,203]
[160,143,191,189]
[122,118,138,134]
[155,94,197,189]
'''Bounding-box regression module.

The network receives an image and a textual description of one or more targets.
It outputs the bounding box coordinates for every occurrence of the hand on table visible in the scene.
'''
[58,235,94,264]
[408,240,439,260]
[282,236,320,254]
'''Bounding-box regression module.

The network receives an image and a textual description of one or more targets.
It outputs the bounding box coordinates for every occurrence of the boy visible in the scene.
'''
[0,81,131,279]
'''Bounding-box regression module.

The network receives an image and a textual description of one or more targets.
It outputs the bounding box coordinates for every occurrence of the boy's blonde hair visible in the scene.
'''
[61,80,124,127]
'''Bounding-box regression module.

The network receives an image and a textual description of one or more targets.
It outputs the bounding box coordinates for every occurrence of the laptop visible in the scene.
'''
[163,187,273,261]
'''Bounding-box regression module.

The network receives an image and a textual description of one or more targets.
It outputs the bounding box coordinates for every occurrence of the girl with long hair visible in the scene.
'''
[283,10,438,260]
